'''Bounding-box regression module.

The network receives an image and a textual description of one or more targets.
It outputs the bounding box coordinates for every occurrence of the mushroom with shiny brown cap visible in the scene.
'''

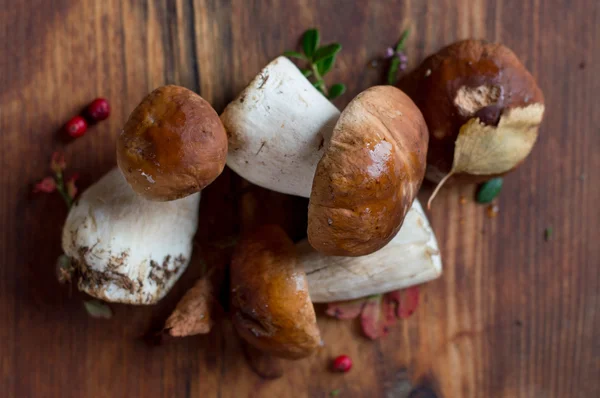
[222,57,429,256]
[230,225,321,359]
[308,85,428,256]
[62,85,226,304]
[117,85,228,201]
[399,39,545,207]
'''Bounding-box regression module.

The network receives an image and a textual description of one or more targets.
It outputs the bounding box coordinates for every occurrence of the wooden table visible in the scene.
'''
[1,1,598,397]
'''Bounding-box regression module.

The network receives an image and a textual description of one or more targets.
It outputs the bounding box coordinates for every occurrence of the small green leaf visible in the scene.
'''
[330,389,341,397]
[302,29,320,57]
[544,227,553,241]
[283,50,306,60]
[313,43,342,63]
[328,83,346,99]
[301,68,312,77]
[386,29,410,85]
[316,55,336,75]
[387,58,400,85]
[476,178,503,204]
[83,300,113,319]
[394,29,410,52]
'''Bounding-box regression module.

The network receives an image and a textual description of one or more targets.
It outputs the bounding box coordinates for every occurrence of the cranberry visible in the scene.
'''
[65,116,88,138]
[86,98,110,122]
[332,355,352,372]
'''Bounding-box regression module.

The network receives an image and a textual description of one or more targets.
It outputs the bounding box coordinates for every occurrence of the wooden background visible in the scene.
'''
[1,1,598,397]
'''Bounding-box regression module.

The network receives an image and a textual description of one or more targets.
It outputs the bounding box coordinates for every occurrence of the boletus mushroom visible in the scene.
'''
[222,57,429,256]
[400,40,545,206]
[231,225,321,359]
[63,85,226,304]
[117,85,228,201]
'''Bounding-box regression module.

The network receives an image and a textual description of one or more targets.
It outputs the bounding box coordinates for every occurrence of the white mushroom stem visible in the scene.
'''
[221,56,443,298]
[62,168,200,304]
[303,200,442,302]
[222,56,339,197]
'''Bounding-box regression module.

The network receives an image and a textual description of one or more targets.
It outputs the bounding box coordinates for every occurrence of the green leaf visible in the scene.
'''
[544,227,553,241]
[330,389,341,397]
[301,68,312,78]
[394,29,410,52]
[302,29,320,57]
[328,83,346,99]
[83,300,113,319]
[313,43,342,63]
[387,58,400,85]
[283,50,306,60]
[387,29,410,85]
[476,178,503,204]
[316,55,336,75]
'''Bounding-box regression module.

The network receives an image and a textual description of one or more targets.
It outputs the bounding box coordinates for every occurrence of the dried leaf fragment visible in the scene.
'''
[165,278,213,337]
[83,300,113,319]
[325,298,366,319]
[452,104,544,175]
[427,104,544,209]
[396,286,420,319]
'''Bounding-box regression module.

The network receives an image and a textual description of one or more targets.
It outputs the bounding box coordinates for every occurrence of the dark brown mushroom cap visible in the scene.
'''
[400,40,544,182]
[117,85,227,201]
[230,225,321,359]
[308,86,428,256]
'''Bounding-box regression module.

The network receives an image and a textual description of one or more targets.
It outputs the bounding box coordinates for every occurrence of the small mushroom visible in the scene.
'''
[62,86,226,303]
[117,85,228,201]
[222,57,428,256]
[230,225,321,359]
[62,168,199,304]
[400,40,545,204]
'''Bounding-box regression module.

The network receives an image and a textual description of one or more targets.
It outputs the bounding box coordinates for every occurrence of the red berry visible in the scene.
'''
[65,116,88,138]
[332,355,352,372]
[86,98,110,122]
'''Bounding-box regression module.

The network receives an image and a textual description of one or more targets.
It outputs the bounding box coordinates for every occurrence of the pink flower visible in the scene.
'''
[34,177,57,193]
[384,47,395,58]
[50,152,66,174]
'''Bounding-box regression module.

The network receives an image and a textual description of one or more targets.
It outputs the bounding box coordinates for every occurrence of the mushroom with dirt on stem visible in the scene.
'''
[221,56,429,257]
[62,85,227,304]
[399,39,545,208]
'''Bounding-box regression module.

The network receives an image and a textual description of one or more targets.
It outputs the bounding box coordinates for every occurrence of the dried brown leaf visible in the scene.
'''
[165,278,214,337]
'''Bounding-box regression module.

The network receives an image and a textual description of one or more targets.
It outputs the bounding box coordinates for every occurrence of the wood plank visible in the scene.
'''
[0,0,598,397]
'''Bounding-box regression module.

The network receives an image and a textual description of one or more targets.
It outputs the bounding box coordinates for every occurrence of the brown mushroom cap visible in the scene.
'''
[400,39,544,183]
[230,225,321,359]
[308,86,428,256]
[117,85,227,201]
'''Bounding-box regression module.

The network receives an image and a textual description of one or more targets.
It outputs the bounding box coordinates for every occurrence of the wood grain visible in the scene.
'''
[1,1,598,397]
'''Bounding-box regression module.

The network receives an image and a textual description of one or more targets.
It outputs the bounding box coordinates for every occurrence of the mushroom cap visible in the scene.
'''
[400,39,545,183]
[308,86,428,256]
[230,225,321,359]
[117,85,227,201]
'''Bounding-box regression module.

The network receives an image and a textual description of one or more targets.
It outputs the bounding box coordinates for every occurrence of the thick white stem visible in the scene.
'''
[62,168,200,304]
[222,56,340,198]
[302,200,442,302]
